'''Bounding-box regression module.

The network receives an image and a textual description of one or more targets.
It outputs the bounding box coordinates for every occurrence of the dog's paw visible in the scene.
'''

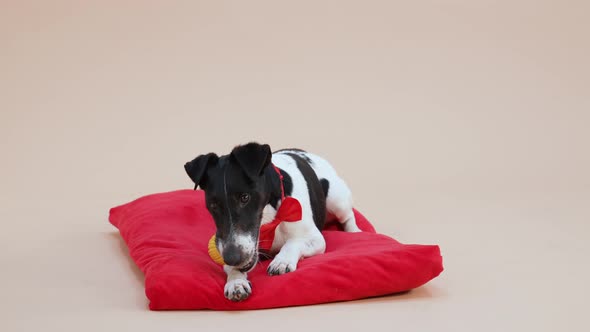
[267,257,297,276]
[224,279,252,302]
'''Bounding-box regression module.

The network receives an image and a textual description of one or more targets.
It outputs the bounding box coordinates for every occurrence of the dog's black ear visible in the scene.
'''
[184,153,218,189]
[231,142,272,179]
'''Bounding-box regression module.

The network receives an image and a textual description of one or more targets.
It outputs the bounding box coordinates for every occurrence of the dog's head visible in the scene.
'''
[184,143,272,271]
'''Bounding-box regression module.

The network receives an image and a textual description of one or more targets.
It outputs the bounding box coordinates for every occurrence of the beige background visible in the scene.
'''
[1,1,589,331]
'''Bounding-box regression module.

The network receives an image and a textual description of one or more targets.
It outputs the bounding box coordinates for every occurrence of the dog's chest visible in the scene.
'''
[261,204,277,225]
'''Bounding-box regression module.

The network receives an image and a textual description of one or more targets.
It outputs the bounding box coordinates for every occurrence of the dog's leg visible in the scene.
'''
[336,209,361,232]
[325,177,362,232]
[267,234,326,275]
[224,265,252,301]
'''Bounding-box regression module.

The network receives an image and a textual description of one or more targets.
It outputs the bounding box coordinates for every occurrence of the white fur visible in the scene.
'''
[267,153,320,253]
[261,204,277,225]
[234,233,256,257]
[272,151,361,241]
[223,265,251,301]
[266,151,359,274]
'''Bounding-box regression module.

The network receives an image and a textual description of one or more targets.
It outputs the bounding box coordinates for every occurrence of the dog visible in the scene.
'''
[184,142,360,301]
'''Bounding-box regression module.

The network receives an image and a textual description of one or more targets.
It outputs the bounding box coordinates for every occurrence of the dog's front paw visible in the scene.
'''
[224,279,252,302]
[267,257,297,276]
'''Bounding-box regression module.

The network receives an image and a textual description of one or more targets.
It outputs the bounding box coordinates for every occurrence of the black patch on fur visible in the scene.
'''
[274,148,307,153]
[231,143,272,180]
[320,178,330,198]
[275,148,313,165]
[184,153,219,189]
[285,153,326,230]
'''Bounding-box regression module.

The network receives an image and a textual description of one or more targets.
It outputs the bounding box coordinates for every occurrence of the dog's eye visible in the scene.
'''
[239,193,250,205]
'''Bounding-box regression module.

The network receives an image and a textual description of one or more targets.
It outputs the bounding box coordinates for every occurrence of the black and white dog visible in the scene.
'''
[184,142,360,301]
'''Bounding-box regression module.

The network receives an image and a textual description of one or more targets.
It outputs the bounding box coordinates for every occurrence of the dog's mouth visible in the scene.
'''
[238,256,258,273]
[237,232,260,273]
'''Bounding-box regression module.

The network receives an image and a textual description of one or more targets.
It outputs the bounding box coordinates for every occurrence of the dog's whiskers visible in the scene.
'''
[257,251,273,261]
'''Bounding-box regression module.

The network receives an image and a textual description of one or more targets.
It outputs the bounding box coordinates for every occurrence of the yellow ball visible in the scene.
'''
[208,235,225,265]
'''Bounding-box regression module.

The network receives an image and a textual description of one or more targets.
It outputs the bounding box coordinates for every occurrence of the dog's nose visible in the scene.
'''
[222,244,242,266]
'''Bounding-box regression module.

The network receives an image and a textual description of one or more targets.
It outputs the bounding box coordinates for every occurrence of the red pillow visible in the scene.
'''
[109,189,443,310]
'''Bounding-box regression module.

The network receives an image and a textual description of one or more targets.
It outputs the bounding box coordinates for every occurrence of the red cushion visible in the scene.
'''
[109,189,443,310]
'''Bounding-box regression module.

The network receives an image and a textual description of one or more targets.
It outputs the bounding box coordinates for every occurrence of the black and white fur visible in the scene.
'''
[184,143,360,302]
